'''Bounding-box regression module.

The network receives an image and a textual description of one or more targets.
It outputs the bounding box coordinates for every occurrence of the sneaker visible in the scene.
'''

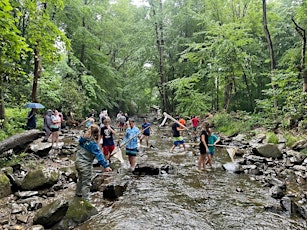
[41,139,48,142]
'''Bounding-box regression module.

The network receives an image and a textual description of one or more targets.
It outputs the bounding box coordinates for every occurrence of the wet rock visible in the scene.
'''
[33,198,69,228]
[15,191,39,199]
[281,196,293,216]
[160,165,176,174]
[297,204,307,219]
[266,177,285,187]
[264,204,283,214]
[29,139,52,156]
[222,162,243,173]
[232,134,246,142]
[132,163,160,175]
[20,168,60,190]
[53,197,98,229]
[11,203,24,214]
[30,225,44,230]
[245,154,267,163]
[291,139,307,151]
[253,144,282,159]
[103,182,128,200]
[16,214,28,224]
[0,172,11,198]
[270,185,286,199]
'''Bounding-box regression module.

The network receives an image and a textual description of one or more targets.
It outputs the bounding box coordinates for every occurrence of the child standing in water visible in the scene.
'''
[198,122,209,171]
[75,124,111,201]
[206,124,220,169]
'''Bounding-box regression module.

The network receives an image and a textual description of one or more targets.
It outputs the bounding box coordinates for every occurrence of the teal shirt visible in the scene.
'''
[208,134,218,153]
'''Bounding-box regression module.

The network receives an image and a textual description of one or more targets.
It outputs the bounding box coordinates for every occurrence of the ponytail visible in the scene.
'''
[84,124,100,142]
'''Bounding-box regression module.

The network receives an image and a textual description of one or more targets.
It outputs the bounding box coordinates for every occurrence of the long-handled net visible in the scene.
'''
[110,126,151,163]
[186,142,238,162]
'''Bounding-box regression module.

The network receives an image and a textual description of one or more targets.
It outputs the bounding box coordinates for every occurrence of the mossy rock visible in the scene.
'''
[33,198,69,228]
[21,168,59,190]
[0,172,11,198]
[53,197,98,229]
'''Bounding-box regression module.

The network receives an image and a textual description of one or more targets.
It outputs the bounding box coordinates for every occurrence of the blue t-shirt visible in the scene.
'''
[142,122,151,135]
[123,126,140,149]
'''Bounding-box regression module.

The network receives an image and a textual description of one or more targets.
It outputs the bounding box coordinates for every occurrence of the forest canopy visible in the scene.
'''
[0,0,306,131]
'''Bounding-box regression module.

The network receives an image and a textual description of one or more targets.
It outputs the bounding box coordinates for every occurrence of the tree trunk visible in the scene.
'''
[80,17,86,64]
[0,129,44,154]
[242,72,254,110]
[31,47,41,103]
[262,0,277,107]
[292,18,306,92]
[0,74,5,122]
[223,77,233,110]
[151,0,169,113]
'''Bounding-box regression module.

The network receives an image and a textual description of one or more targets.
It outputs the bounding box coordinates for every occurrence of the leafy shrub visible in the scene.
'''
[211,111,255,136]
[0,152,28,168]
[284,133,304,148]
[0,108,43,141]
[266,132,278,144]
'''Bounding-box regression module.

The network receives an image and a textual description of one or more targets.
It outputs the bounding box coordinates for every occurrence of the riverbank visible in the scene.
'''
[0,118,307,229]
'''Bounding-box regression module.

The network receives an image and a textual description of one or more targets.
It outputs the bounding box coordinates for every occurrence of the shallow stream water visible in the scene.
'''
[75,125,306,230]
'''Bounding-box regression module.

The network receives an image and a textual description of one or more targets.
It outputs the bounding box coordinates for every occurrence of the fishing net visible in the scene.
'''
[225,147,237,162]
[112,147,124,163]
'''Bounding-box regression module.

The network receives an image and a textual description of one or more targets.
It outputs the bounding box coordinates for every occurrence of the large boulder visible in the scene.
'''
[20,168,60,190]
[29,139,52,156]
[253,144,283,159]
[53,197,98,229]
[33,198,69,228]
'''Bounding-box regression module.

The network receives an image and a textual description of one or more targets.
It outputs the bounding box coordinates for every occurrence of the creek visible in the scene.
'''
[74,125,306,230]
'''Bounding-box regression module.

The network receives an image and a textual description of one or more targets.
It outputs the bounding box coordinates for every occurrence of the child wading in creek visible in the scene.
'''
[75,124,112,201]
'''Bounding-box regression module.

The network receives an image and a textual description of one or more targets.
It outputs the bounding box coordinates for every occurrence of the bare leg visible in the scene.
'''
[146,136,149,147]
[207,154,213,168]
[198,154,206,171]
[170,144,176,153]
[128,155,136,170]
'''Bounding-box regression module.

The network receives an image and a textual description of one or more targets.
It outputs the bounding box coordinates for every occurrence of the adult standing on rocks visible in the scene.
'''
[75,124,112,201]
[42,109,52,142]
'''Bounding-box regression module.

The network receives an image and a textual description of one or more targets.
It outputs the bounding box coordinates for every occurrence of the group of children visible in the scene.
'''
[75,115,153,201]
[75,112,218,201]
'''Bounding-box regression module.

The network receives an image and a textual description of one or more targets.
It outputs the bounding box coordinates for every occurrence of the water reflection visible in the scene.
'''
[75,126,306,230]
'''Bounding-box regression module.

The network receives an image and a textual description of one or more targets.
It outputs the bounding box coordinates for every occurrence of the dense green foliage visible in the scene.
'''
[0,0,306,138]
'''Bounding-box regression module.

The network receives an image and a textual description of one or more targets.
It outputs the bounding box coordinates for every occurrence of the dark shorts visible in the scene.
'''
[143,133,150,136]
[199,144,207,154]
[126,148,138,156]
[51,127,60,132]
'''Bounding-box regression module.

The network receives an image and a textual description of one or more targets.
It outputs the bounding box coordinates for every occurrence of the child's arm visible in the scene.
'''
[213,135,220,146]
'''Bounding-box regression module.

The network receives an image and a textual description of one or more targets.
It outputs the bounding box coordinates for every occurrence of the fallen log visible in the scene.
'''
[0,129,44,154]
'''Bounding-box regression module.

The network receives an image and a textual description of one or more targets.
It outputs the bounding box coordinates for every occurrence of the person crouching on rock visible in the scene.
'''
[75,124,112,201]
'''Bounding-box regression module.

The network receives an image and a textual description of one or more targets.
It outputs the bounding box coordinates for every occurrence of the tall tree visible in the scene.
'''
[262,0,277,108]
[14,0,68,103]
[0,0,29,121]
